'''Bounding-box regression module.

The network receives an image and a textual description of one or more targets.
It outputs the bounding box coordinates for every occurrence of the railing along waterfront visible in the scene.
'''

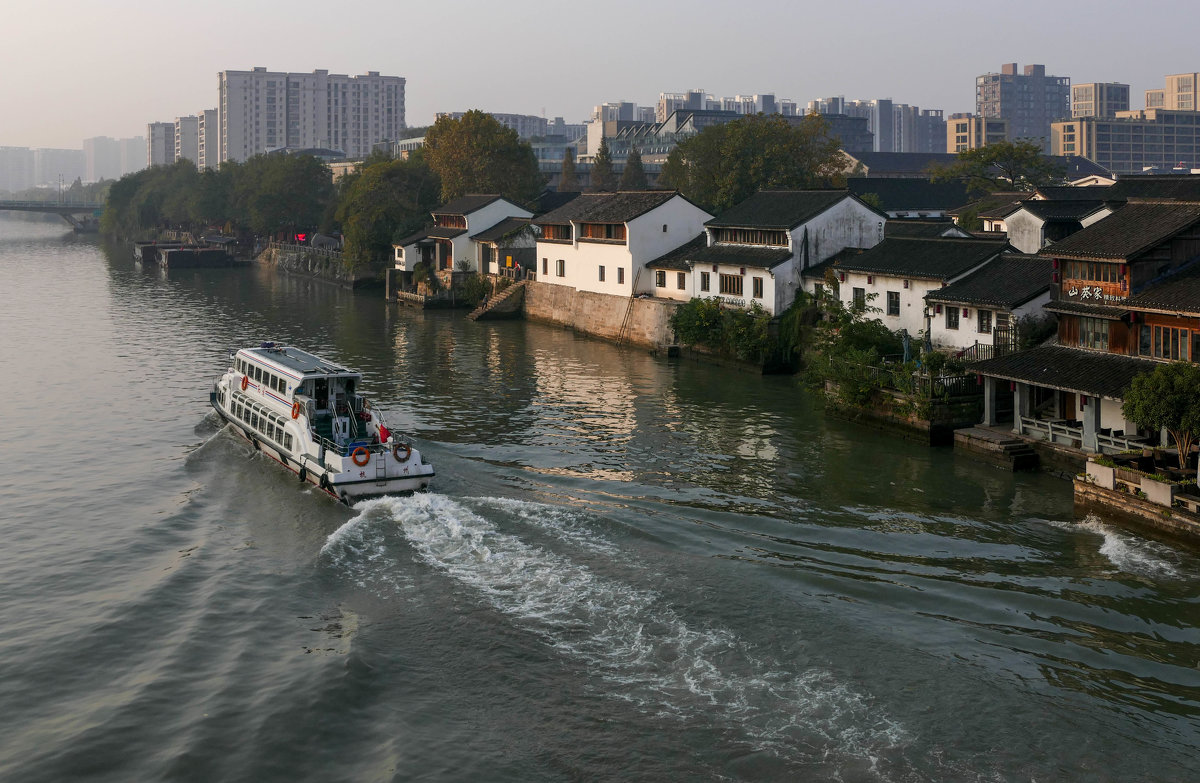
[830,358,981,399]
[1016,415,1145,454]
[268,241,343,260]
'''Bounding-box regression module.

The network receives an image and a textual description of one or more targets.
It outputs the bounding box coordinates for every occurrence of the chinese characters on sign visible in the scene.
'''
[1066,285,1124,304]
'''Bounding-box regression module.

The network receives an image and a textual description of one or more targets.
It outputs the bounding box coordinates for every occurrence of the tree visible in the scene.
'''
[423,110,544,206]
[334,154,441,272]
[590,136,616,192]
[558,148,578,192]
[619,146,647,190]
[1122,362,1200,477]
[929,139,1065,194]
[663,113,844,211]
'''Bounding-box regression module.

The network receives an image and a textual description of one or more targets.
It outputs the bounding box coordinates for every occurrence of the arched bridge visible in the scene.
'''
[0,200,105,231]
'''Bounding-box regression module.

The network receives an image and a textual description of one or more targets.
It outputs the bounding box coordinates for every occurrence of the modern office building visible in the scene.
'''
[217,68,405,163]
[976,63,1070,152]
[1146,73,1200,111]
[1072,83,1130,118]
[1051,109,1200,174]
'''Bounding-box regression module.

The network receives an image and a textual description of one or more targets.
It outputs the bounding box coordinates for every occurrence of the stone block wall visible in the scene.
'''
[523,280,680,349]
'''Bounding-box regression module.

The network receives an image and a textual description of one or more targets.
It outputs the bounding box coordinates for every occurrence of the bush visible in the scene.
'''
[459,275,491,307]
[670,298,772,362]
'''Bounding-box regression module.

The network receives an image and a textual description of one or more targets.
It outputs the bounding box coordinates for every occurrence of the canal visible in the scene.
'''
[1,217,1197,781]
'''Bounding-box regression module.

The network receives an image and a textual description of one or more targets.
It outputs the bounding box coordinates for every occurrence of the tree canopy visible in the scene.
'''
[659,113,844,212]
[1122,361,1200,475]
[422,110,544,206]
[334,152,441,272]
[558,148,578,192]
[590,137,616,192]
[929,139,1065,194]
[619,146,647,190]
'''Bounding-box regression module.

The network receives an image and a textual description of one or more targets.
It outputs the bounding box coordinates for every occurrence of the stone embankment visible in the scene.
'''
[523,280,679,350]
[257,242,377,288]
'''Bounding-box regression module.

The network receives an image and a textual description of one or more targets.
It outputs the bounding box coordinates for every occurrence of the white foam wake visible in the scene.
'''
[322,494,906,770]
[1050,515,1181,579]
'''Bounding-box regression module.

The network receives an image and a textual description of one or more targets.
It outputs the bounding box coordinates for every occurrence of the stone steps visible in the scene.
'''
[468,281,525,321]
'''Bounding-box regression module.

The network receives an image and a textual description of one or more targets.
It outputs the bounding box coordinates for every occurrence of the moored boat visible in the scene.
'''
[210,343,434,503]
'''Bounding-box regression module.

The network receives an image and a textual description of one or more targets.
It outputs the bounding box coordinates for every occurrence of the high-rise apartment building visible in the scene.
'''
[0,147,35,193]
[1072,83,1130,118]
[148,122,174,167]
[218,68,406,163]
[808,97,946,153]
[120,137,144,176]
[33,148,86,189]
[976,63,1070,152]
[175,115,200,165]
[436,111,549,139]
[197,109,218,170]
[83,136,122,182]
[1145,73,1200,111]
[947,113,1010,152]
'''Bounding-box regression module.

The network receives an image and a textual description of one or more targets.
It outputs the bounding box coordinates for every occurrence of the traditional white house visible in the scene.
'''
[533,191,712,296]
[815,236,1012,338]
[471,217,538,276]
[645,190,887,315]
[394,195,533,276]
[1002,200,1112,254]
[924,253,1052,351]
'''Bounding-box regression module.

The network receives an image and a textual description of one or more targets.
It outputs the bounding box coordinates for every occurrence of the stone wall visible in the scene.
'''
[257,245,376,288]
[523,280,679,349]
[1074,479,1200,542]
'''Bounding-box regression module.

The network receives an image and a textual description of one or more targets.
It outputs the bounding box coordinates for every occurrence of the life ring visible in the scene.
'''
[241,375,249,391]
[351,446,371,466]
[292,401,302,419]
[393,442,412,463]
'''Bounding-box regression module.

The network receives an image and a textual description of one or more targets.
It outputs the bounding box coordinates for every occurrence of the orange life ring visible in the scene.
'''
[291,401,302,419]
[241,375,249,391]
[393,442,412,463]
[351,446,371,466]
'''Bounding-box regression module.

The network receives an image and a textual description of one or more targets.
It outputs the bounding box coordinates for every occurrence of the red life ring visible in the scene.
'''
[241,375,249,391]
[392,442,412,463]
[292,401,302,419]
[351,446,371,466]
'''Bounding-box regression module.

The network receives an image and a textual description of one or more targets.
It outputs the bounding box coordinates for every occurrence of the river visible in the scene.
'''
[0,217,1197,782]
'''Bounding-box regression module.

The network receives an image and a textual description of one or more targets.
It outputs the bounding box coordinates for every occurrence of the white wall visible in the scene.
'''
[1003,211,1045,254]
[628,197,712,274]
[841,271,941,337]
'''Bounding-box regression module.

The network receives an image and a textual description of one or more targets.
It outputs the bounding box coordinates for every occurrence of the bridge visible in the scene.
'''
[0,200,105,231]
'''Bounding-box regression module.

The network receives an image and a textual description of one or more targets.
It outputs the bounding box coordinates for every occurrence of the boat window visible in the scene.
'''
[251,413,259,429]
[285,434,292,450]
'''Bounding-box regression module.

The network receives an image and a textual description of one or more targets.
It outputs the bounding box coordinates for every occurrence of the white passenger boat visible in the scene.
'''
[210,343,434,503]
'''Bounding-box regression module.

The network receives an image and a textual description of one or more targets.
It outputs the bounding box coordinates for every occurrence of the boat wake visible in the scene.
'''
[322,494,907,773]
[1049,515,1183,579]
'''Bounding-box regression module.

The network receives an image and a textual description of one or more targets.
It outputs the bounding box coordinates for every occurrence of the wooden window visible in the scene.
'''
[1152,325,1189,360]
[700,272,710,292]
[853,287,865,309]
[720,274,744,296]
[1079,317,1109,351]
[978,309,992,334]
[579,223,626,241]
[678,272,686,290]
[542,224,571,241]
[598,265,605,282]
[713,227,789,246]
[542,257,548,275]
[655,270,667,288]
[617,267,625,284]
[555,259,565,277]
[886,291,900,316]
[752,277,764,298]
[945,306,959,330]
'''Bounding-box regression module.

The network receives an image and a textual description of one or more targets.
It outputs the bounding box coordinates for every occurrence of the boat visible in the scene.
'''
[210,343,434,503]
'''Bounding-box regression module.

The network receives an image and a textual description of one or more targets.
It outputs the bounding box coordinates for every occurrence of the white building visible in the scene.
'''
[924,253,1052,351]
[175,115,199,165]
[33,148,86,188]
[148,122,174,167]
[1001,200,1111,254]
[534,191,712,296]
[197,109,219,170]
[816,236,1011,339]
[394,195,533,277]
[218,68,405,163]
[648,190,887,315]
[83,136,122,182]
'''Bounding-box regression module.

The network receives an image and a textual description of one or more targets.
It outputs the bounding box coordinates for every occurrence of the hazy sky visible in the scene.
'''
[2,0,1193,149]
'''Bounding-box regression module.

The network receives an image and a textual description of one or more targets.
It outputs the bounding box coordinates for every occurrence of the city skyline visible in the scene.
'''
[1,0,1193,149]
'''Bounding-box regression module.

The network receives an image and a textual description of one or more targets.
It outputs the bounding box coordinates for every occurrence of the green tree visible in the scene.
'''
[664,113,844,211]
[423,110,544,205]
[334,153,441,273]
[590,136,616,192]
[619,146,647,190]
[1122,361,1200,476]
[929,139,1065,194]
[559,148,578,192]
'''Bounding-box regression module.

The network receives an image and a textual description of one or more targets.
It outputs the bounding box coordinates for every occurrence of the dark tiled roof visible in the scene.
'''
[645,234,707,271]
[1015,200,1107,221]
[801,246,866,279]
[1043,299,1129,319]
[1124,263,1200,315]
[1034,185,1113,201]
[395,226,467,245]
[534,190,682,225]
[833,237,1009,280]
[846,151,961,175]
[885,220,970,238]
[846,178,970,212]
[705,190,870,230]
[470,217,532,243]
[686,243,794,270]
[947,191,1027,218]
[533,190,581,216]
[1106,175,1200,202]
[1059,155,1114,179]
[433,194,503,215]
[1036,201,1200,261]
[973,345,1158,400]
[924,253,1051,308]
